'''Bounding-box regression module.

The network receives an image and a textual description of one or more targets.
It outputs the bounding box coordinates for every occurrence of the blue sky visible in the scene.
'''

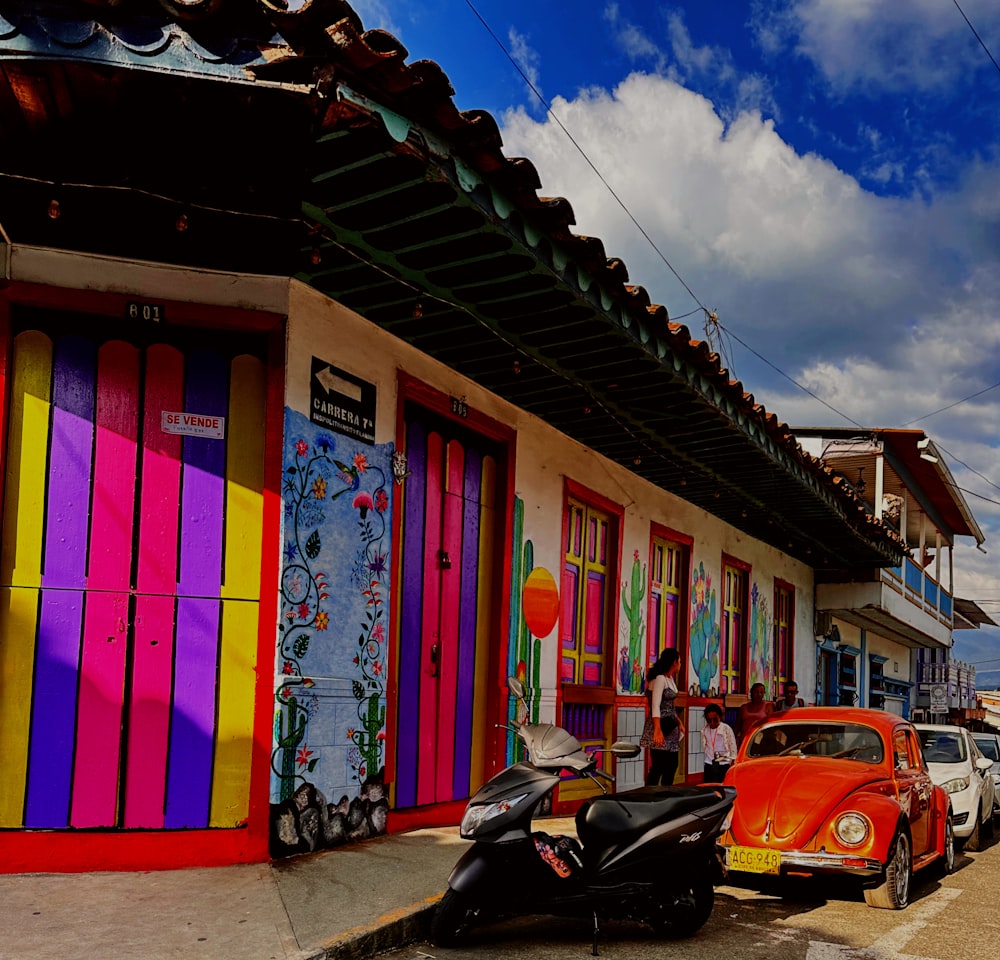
[352,1,1000,683]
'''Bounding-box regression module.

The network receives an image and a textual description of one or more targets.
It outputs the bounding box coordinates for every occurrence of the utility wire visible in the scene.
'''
[901,379,1000,426]
[464,0,1000,499]
[952,0,1000,76]
[462,1,707,312]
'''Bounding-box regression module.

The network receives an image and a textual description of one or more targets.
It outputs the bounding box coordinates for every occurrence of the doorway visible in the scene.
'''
[393,399,508,809]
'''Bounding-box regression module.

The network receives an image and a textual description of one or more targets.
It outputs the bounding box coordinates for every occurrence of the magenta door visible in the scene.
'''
[394,406,501,808]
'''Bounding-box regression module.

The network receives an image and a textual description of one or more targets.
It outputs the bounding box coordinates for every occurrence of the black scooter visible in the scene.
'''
[432,678,737,952]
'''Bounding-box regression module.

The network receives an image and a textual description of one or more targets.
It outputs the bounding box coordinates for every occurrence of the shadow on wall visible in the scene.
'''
[269,771,389,857]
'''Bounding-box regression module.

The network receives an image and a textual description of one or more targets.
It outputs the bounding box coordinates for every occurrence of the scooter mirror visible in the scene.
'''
[609,741,641,757]
[508,676,526,700]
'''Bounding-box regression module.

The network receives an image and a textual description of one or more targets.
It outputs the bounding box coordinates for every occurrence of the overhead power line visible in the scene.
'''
[952,0,1000,76]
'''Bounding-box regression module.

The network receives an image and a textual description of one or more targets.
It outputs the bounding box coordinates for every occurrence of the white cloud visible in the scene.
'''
[507,27,544,105]
[499,68,1000,587]
[751,0,1000,95]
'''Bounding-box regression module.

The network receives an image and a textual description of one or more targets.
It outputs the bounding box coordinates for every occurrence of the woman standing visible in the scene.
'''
[736,682,772,742]
[639,648,684,786]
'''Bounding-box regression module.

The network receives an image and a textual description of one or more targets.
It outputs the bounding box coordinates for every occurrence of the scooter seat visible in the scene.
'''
[576,785,717,847]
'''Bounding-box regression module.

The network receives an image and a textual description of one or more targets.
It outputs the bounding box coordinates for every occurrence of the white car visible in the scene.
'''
[972,732,1000,814]
[915,724,995,851]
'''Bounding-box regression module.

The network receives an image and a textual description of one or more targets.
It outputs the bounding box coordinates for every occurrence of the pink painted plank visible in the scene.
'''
[435,439,464,802]
[86,341,140,591]
[70,591,129,827]
[136,344,184,596]
[123,595,175,828]
[72,342,139,827]
[417,431,444,807]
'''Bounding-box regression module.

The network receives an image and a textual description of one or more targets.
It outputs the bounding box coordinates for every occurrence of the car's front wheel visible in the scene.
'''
[942,813,956,875]
[864,829,911,909]
[965,804,983,852]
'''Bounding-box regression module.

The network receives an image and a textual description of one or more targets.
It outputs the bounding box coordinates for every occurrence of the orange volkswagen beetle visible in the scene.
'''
[718,707,954,909]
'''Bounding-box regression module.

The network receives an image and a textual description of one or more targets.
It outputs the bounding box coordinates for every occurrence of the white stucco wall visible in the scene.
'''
[286,281,817,713]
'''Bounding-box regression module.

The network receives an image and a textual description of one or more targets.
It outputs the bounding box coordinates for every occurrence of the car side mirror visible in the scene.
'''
[975,756,993,772]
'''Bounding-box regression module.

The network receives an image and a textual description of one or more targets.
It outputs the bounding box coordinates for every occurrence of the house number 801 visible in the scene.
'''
[127,301,164,322]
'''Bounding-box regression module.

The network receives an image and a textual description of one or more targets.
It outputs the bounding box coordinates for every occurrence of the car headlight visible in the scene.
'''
[941,776,971,794]
[834,812,871,846]
[460,794,528,835]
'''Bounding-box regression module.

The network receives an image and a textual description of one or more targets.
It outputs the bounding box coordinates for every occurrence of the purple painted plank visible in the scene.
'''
[395,419,426,809]
[24,590,84,827]
[164,597,220,828]
[42,336,95,589]
[177,351,227,597]
[453,447,482,798]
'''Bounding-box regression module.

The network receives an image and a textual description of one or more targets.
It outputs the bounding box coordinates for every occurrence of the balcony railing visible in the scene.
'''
[883,558,952,624]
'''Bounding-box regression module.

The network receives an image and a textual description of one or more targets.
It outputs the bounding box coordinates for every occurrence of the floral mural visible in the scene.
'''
[269,408,393,856]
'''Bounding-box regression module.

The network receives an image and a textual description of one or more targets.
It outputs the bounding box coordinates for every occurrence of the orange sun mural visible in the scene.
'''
[522,567,560,637]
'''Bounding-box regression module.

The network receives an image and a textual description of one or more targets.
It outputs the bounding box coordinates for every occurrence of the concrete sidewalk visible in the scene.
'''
[0,819,574,960]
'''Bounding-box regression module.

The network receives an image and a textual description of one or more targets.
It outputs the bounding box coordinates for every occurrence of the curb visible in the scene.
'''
[319,899,438,960]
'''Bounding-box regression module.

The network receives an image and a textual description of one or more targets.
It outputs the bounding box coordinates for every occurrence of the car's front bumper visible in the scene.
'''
[720,845,882,878]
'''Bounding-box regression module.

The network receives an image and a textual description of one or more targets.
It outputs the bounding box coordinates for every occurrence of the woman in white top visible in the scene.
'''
[701,703,738,782]
[639,648,684,786]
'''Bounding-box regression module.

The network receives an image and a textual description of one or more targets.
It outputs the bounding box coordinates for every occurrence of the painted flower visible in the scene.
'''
[372,660,383,676]
[376,731,386,741]
[353,491,374,518]
[352,655,360,665]
[367,551,387,576]
[634,549,640,562]
[346,728,356,740]
[296,746,314,767]
[297,603,310,620]
[353,453,369,473]
[282,661,294,675]
[284,541,297,562]
[315,434,334,452]
[375,489,389,513]
[312,476,327,500]
[295,439,309,457]
[315,611,329,631]
[367,641,379,658]
[371,621,385,642]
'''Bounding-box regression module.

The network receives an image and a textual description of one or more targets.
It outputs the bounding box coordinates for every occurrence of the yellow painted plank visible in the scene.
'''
[221,355,266,600]
[1,331,52,587]
[0,586,40,826]
[469,455,497,794]
[210,598,258,826]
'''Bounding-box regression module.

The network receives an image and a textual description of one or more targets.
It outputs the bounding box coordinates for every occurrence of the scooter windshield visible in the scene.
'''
[521,724,592,770]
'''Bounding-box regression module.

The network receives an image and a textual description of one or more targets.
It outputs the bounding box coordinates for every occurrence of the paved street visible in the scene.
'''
[384,830,1000,960]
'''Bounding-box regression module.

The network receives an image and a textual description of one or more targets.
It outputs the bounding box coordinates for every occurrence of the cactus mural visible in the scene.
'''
[690,561,720,695]
[748,582,772,691]
[619,550,645,693]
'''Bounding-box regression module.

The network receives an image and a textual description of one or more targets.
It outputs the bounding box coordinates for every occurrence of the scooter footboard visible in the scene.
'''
[447,837,582,901]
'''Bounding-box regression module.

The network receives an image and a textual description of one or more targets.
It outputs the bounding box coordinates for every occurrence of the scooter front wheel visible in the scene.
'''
[648,872,714,939]
[431,887,481,946]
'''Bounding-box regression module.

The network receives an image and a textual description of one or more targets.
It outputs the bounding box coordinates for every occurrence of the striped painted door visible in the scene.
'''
[0,313,266,831]
[395,408,499,808]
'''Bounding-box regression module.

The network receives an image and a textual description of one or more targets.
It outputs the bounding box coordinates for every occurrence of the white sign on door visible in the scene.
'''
[161,411,226,440]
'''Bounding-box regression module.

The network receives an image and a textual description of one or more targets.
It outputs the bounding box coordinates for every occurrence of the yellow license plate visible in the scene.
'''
[728,845,781,875]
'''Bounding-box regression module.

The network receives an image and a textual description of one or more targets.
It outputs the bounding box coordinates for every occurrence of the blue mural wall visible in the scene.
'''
[269,407,394,855]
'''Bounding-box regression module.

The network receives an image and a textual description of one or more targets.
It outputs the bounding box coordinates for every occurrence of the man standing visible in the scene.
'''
[774,680,805,711]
